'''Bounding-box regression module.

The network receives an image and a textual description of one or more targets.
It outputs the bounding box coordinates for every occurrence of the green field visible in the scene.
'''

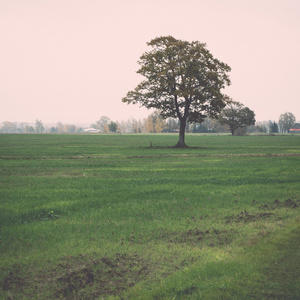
[1,134,300,299]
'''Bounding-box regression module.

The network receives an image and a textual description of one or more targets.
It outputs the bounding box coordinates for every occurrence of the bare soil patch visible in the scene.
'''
[226,198,299,224]
[225,210,274,224]
[2,265,25,293]
[167,228,235,247]
[260,198,299,210]
[1,253,153,299]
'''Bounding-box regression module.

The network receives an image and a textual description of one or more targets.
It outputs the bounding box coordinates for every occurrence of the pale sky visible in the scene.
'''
[1,0,299,124]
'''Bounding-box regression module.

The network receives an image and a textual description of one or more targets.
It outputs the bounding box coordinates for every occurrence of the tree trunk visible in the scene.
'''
[175,119,187,147]
[230,125,235,135]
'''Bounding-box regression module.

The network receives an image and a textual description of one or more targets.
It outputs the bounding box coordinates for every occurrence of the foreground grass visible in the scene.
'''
[128,216,300,299]
[0,134,299,299]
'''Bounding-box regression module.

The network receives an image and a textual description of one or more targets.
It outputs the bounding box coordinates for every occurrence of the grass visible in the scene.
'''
[0,133,299,299]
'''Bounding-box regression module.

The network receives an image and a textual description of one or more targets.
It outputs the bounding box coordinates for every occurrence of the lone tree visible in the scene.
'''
[122,36,231,147]
[218,101,255,135]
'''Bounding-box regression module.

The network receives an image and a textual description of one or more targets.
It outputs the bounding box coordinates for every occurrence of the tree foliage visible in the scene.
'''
[35,119,44,134]
[218,101,255,135]
[91,116,110,131]
[278,112,296,133]
[145,111,167,133]
[269,121,279,133]
[108,121,118,132]
[1,121,18,133]
[122,36,231,147]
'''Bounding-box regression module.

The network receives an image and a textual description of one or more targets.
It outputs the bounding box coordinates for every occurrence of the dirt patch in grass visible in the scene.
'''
[260,198,299,210]
[55,253,154,298]
[225,210,275,224]
[226,198,299,224]
[168,228,235,247]
[2,265,25,293]
[1,253,153,299]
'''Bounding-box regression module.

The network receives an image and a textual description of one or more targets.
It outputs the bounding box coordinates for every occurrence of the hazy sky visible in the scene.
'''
[1,0,299,124]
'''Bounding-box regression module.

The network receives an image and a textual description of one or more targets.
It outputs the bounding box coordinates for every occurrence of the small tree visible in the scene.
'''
[269,121,279,133]
[122,36,231,147]
[25,125,35,133]
[92,116,110,131]
[218,101,255,135]
[35,119,44,134]
[108,121,118,132]
[278,112,296,133]
[145,111,167,133]
[146,115,155,133]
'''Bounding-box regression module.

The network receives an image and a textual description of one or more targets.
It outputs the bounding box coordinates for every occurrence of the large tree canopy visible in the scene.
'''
[218,101,256,135]
[122,36,231,147]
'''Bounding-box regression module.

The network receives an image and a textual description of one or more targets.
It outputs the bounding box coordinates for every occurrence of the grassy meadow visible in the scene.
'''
[0,133,300,299]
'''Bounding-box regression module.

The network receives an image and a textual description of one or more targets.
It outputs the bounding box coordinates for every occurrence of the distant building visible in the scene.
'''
[83,128,101,133]
[289,123,300,133]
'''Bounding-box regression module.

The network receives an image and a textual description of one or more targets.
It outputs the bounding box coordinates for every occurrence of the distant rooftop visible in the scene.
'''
[289,123,300,132]
[83,128,101,133]
[291,123,300,129]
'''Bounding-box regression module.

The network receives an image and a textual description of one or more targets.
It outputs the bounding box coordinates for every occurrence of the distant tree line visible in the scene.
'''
[266,112,296,134]
[0,120,84,134]
[0,112,297,134]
